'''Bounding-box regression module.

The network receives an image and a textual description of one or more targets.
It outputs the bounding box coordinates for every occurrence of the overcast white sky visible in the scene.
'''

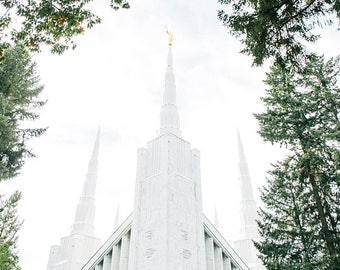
[1,1,339,269]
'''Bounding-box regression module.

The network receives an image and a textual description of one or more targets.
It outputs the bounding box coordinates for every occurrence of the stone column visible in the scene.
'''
[111,243,121,270]
[205,235,215,270]
[223,256,232,270]
[118,232,130,270]
[214,246,223,270]
[103,252,112,270]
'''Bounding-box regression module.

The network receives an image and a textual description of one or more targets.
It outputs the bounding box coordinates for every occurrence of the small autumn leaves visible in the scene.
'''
[56,14,84,34]
[1,0,131,55]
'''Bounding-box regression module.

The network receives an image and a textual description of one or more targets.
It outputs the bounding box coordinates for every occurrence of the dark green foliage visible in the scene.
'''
[0,191,22,270]
[0,46,46,180]
[0,0,130,54]
[254,55,340,269]
[256,157,325,269]
[256,54,340,151]
[218,0,340,68]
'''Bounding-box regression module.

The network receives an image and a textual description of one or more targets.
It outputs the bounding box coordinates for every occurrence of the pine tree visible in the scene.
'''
[0,46,46,180]
[0,191,22,270]
[218,0,340,69]
[254,54,340,269]
[256,157,326,269]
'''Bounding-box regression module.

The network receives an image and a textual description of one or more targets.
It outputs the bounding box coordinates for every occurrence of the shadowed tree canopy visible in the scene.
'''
[218,0,340,68]
[0,0,130,54]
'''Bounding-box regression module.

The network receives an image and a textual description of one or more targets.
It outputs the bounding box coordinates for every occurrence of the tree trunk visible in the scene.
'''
[309,174,336,257]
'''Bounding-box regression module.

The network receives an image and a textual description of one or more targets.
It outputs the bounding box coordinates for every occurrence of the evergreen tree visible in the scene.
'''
[254,54,340,269]
[256,157,327,269]
[0,46,46,180]
[218,0,340,69]
[0,191,22,270]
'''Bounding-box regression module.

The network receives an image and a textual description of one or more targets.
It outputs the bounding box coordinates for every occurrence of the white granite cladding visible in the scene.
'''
[128,132,206,270]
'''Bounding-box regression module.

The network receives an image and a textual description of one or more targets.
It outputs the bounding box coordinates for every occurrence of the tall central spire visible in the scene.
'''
[127,40,205,270]
[160,45,181,136]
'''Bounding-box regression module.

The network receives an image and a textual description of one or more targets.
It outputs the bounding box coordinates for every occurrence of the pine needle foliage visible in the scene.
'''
[0,191,22,270]
[254,54,340,269]
[218,0,340,69]
[0,46,46,180]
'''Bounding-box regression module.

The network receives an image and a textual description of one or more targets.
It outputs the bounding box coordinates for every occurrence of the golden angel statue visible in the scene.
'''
[165,26,173,46]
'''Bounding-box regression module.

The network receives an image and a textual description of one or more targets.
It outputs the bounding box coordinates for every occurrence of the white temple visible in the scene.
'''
[47,41,264,270]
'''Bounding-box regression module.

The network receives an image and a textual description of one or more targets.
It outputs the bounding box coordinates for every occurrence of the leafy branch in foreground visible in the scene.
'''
[0,0,130,55]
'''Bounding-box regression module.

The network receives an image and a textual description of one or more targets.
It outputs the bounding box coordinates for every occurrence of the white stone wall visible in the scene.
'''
[127,133,205,270]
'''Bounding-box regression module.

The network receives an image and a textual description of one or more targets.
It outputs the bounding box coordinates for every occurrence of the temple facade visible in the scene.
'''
[47,42,264,270]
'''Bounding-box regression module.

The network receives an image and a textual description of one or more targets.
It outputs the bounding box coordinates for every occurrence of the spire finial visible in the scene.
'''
[165,26,173,46]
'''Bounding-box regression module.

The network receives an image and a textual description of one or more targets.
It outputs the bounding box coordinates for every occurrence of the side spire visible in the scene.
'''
[234,130,265,270]
[71,128,100,235]
[237,130,255,202]
[160,34,181,136]
[46,129,101,270]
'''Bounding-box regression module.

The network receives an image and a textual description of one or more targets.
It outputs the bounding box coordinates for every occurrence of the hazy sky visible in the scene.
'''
[1,1,339,269]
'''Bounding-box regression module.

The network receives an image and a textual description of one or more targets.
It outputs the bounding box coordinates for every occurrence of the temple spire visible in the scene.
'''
[234,130,265,270]
[237,130,258,237]
[237,130,255,202]
[160,40,181,136]
[46,129,101,270]
[71,128,100,235]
